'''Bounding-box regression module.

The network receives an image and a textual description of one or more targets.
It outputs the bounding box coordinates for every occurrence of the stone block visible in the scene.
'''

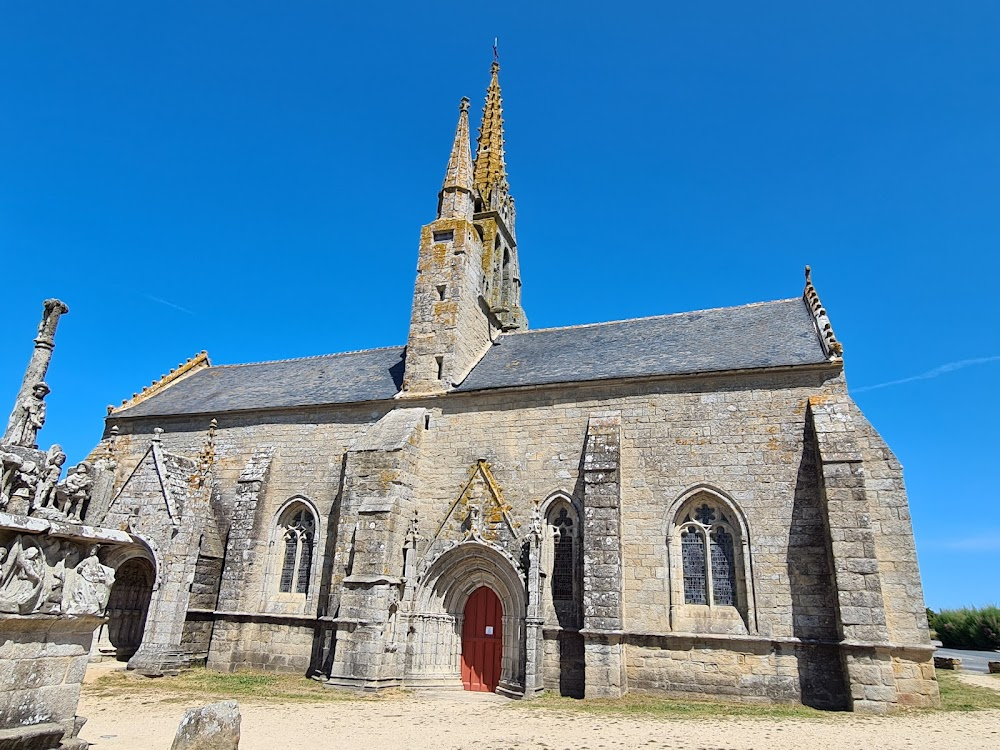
[171,700,241,750]
[988,661,1000,674]
[933,656,960,670]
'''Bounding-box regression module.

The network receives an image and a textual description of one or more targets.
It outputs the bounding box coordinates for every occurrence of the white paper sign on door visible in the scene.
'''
[485,626,494,635]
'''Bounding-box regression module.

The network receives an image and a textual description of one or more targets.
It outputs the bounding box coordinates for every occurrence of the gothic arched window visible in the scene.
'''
[551,507,575,602]
[678,501,739,607]
[278,504,315,595]
[543,497,581,628]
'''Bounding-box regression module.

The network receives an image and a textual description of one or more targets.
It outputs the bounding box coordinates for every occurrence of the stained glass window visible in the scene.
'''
[279,506,315,595]
[678,498,742,611]
[710,528,736,606]
[682,528,707,604]
[552,508,575,601]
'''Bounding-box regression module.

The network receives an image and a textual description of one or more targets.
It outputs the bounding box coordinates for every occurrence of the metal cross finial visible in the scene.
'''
[493,37,499,62]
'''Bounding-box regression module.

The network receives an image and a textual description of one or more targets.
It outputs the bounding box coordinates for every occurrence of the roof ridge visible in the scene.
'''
[505,298,802,337]
[213,344,404,369]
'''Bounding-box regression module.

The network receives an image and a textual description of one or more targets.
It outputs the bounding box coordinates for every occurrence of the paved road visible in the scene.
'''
[935,646,999,674]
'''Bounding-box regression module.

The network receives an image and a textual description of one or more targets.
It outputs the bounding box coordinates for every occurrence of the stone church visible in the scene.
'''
[81,60,937,711]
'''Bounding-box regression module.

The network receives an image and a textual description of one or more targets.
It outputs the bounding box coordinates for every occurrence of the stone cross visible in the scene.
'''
[3,299,68,447]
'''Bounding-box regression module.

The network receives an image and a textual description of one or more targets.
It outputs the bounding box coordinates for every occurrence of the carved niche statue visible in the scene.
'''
[4,382,49,449]
[64,545,115,616]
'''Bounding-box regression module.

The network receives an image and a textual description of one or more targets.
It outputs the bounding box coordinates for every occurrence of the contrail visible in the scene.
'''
[144,294,196,316]
[853,355,1000,393]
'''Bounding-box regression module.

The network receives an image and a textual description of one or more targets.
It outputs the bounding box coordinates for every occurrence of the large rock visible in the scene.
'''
[170,701,240,750]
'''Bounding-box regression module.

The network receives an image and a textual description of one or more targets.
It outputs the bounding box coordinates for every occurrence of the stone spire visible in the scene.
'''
[438,97,475,220]
[473,60,513,224]
[467,57,526,331]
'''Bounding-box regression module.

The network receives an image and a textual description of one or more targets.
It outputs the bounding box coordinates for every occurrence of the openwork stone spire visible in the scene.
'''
[438,97,475,220]
[473,60,512,217]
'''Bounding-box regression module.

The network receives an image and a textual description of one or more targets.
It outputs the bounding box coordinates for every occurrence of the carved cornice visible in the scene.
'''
[803,266,843,359]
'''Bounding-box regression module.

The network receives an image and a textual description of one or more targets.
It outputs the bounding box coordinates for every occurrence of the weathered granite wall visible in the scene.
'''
[624,636,846,707]
[809,395,937,711]
[0,615,101,749]
[207,617,315,673]
[94,363,936,709]
[326,409,425,690]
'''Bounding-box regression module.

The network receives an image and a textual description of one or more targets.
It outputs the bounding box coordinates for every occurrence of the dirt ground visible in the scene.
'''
[77,664,1000,750]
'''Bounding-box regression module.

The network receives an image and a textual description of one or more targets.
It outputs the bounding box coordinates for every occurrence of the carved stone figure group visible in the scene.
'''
[0,535,115,616]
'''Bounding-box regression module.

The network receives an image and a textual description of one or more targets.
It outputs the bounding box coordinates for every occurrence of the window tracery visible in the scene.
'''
[677,500,739,608]
[278,504,315,595]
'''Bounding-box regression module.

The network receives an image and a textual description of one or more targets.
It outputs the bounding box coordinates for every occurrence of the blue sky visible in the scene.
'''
[1,3,997,609]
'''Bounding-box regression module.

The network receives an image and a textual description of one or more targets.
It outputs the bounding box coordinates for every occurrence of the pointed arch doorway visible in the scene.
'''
[461,586,503,692]
[105,557,154,660]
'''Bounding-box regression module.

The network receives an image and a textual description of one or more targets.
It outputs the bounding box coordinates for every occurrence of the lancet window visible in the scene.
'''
[551,507,575,601]
[278,503,315,595]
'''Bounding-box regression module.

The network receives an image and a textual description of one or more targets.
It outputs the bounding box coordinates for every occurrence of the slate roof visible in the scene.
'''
[114,346,407,418]
[112,298,830,418]
[458,298,829,392]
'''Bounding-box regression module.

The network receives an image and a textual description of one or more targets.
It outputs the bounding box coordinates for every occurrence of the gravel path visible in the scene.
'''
[78,685,1000,750]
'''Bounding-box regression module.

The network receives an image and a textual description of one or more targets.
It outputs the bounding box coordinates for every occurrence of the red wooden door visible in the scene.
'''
[461,586,503,692]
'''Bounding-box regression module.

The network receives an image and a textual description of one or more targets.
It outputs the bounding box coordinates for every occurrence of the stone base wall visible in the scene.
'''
[542,629,584,698]
[892,653,938,707]
[181,618,213,665]
[206,618,315,673]
[624,637,850,709]
[0,614,102,748]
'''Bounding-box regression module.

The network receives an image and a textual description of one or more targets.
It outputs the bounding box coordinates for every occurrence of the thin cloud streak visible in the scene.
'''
[925,534,1000,552]
[144,294,196,316]
[853,355,1000,393]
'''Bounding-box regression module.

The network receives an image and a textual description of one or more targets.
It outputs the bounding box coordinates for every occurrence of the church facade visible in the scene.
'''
[85,61,938,712]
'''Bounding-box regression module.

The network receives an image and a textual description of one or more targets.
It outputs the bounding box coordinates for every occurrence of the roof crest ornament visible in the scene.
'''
[110,351,211,414]
[803,266,844,360]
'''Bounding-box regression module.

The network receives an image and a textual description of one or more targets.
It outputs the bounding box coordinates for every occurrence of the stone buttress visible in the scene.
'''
[809,396,938,711]
[326,409,425,690]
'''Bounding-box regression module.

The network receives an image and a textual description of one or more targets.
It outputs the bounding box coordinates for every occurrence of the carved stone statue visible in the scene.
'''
[59,462,93,521]
[64,545,115,616]
[0,451,24,510]
[0,537,46,614]
[32,444,66,514]
[4,382,49,448]
[38,537,80,615]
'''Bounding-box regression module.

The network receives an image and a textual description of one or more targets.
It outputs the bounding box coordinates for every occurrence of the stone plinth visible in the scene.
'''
[0,614,103,749]
[0,513,132,749]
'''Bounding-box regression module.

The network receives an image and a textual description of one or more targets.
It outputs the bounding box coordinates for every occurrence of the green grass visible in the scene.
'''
[85,667,399,704]
[936,670,1000,711]
[85,667,1000,715]
[511,671,1000,719]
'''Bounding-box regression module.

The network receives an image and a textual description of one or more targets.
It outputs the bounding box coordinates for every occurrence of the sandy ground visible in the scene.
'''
[78,665,1000,750]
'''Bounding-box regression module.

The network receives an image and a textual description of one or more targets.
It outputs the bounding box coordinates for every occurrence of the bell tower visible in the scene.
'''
[402,61,527,396]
